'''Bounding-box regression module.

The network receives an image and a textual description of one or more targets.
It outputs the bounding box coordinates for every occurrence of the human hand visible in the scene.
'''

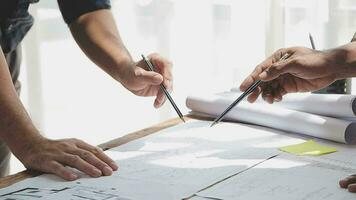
[239,47,343,104]
[340,174,356,193]
[120,53,173,108]
[13,136,118,181]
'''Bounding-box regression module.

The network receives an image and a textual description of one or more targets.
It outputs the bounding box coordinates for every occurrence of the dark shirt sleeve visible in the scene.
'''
[57,0,111,25]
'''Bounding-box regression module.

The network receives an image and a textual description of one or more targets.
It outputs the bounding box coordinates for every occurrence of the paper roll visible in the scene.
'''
[230,88,356,118]
[186,93,356,144]
[274,93,356,118]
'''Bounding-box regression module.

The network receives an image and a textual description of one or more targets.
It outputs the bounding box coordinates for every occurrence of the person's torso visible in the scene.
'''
[0,0,39,54]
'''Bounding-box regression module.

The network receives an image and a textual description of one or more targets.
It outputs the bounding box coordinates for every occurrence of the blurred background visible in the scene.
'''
[11,0,356,173]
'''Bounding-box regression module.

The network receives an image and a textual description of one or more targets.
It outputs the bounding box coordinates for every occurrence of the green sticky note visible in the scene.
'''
[279,140,337,156]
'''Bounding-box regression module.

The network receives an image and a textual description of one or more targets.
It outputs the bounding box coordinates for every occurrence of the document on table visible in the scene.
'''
[186,93,356,144]
[196,153,356,200]
[0,179,131,200]
[0,120,304,200]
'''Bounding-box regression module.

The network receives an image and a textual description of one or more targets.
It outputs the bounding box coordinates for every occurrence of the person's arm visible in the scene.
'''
[68,9,173,108]
[240,42,356,193]
[0,49,117,180]
[239,42,356,104]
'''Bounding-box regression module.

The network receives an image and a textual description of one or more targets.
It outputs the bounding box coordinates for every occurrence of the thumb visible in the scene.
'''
[134,67,163,85]
[259,59,294,81]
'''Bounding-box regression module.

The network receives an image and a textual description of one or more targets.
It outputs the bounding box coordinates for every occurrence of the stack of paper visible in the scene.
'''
[186,92,356,144]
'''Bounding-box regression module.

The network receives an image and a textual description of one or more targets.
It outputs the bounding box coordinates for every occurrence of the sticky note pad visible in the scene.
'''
[279,140,337,156]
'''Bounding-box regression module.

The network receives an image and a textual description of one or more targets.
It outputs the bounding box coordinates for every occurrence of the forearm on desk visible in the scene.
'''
[0,50,41,152]
[69,9,133,84]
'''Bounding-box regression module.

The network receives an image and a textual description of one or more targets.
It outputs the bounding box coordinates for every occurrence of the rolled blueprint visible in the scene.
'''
[186,93,356,144]
[275,93,356,118]
[231,88,356,118]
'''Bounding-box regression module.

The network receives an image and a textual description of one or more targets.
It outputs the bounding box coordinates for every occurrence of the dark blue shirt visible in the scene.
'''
[0,0,111,53]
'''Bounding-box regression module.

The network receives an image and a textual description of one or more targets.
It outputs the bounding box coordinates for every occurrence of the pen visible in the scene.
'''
[309,32,316,50]
[210,53,290,127]
[141,55,185,123]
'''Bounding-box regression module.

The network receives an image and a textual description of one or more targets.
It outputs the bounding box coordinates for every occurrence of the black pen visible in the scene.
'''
[141,55,185,123]
[211,53,290,127]
[309,33,315,50]
[309,33,316,50]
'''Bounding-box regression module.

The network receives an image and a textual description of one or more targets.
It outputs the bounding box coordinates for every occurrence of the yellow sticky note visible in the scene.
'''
[279,140,337,156]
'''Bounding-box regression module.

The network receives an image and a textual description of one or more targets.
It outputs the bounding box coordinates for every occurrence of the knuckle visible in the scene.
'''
[274,48,287,60]
[81,151,93,159]
[49,161,61,171]
[58,142,71,149]
[69,155,81,164]
[255,64,264,71]
[91,147,103,155]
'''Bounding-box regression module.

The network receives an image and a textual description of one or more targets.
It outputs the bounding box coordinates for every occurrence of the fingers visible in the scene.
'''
[75,140,118,171]
[154,90,167,108]
[70,150,113,176]
[61,153,103,178]
[259,59,294,81]
[241,49,297,104]
[149,53,173,108]
[240,48,292,95]
[139,53,172,108]
[340,175,356,192]
[149,53,173,92]
[134,67,163,85]
[247,87,261,103]
[260,81,286,104]
[240,63,269,92]
[19,138,120,181]
[58,139,118,178]
[43,161,78,181]
[245,79,287,104]
[273,93,283,102]
[240,75,257,92]
[349,184,356,193]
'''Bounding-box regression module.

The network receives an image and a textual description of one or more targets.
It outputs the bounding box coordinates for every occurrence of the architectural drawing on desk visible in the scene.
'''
[0,185,132,200]
[0,187,69,199]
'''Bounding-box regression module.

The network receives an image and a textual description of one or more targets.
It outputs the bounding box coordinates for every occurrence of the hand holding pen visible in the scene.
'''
[238,38,349,106]
[142,55,185,122]
[119,53,174,108]
[211,53,290,127]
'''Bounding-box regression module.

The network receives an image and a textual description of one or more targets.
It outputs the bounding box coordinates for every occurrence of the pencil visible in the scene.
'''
[309,33,316,50]
[210,53,290,127]
[141,55,185,123]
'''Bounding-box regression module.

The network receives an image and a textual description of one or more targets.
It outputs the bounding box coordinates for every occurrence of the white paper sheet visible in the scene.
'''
[186,93,356,144]
[190,196,220,200]
[230,88,356,118]
[0,120,303,200]
[102,120,300,199]
[0,175,132,200]
[197,153,356,200]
